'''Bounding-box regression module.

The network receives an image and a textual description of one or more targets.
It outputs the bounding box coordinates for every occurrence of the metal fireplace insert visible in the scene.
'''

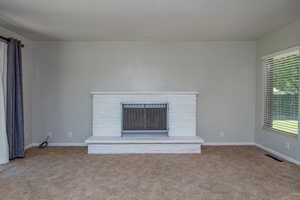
[121,103,168,133]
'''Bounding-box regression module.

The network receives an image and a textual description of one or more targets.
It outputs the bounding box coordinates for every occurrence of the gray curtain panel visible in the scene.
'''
[6,39,24,159]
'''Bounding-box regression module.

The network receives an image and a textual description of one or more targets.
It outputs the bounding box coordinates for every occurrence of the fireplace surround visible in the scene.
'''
[85,91,204,154]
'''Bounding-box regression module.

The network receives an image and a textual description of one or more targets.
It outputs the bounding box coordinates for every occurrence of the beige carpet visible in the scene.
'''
[279,193,300,200]
[0,146,299,200]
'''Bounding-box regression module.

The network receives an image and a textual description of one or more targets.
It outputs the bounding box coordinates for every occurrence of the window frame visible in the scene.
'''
[262,46,300,137]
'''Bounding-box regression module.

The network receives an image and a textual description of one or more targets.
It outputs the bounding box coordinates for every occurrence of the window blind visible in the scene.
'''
[263,47,300,135]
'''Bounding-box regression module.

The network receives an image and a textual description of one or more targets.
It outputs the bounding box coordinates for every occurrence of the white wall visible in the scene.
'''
[256,19,300,161]
[0,26,34,147]
[32,41,256,144]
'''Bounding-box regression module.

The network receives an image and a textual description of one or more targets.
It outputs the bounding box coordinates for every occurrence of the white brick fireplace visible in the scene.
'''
[85,91,204,154]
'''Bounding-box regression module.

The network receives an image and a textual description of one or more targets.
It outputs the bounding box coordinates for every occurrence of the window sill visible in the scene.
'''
[261,127,298,139]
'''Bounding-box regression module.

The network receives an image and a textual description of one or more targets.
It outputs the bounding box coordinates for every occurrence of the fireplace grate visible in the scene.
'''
[122,103,168,133]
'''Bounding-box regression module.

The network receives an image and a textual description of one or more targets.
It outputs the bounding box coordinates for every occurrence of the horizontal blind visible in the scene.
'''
[263,47,300,135]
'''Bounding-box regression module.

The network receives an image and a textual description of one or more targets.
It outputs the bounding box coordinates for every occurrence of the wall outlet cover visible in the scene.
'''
[67,132,73,138]
[285,142,290,150]
[48,132,53,138]
[219,131,225,137]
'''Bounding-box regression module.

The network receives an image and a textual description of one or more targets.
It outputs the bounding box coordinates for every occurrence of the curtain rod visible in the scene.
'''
[0,35,25,48]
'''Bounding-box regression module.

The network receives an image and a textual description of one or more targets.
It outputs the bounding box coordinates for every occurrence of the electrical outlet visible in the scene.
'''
[67,131,73,138]
[219,131,224,137]
[48,131,53,138]
[285,142,290,150]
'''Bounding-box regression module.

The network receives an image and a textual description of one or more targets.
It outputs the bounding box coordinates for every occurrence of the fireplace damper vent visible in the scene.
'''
[122,103,168,133]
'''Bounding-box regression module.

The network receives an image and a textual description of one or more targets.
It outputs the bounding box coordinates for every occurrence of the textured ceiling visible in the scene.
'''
[0,0,300,41]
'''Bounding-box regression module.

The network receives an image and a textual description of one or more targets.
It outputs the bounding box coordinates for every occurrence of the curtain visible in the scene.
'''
[6,39,24,159]
[0,41,9,164]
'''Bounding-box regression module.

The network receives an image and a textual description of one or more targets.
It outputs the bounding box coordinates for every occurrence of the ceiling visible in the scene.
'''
[0,0,300,41]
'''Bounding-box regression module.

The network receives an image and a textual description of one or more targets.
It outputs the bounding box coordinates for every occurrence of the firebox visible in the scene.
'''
[121,103,168,134]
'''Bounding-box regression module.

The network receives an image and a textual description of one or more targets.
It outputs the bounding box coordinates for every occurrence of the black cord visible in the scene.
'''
[39,136,49,148]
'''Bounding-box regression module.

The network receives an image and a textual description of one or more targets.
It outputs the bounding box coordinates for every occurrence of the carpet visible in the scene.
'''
[278,193,300,200]
[0,146,299,200]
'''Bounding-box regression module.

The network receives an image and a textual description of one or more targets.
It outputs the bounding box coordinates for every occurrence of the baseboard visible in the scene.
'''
[204,142,256,146]
[255,144,300,166]
[24,142,300,166]
[25,143,87,150]
[30,142,255,147]
[48,143,87,147]
[25,143,36,150]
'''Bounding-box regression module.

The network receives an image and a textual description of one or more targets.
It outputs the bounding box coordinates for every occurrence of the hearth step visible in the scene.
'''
[85,136,204,154]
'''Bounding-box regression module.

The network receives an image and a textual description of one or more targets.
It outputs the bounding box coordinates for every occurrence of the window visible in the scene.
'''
[263,47,300,135]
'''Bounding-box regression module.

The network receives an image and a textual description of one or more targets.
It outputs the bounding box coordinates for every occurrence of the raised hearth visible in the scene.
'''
[86,136,204,154]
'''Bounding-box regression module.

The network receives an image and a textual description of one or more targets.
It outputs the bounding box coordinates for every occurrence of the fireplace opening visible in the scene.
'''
[122,103,168,134]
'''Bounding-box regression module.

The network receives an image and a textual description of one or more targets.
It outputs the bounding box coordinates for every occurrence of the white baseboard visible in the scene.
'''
[25,143,36,150]
[25,143,87,150]
[47,143,87,147]
[204,142,255,146]
[24,142,299,166]
[27,142,256,148]
[255,143,300,166]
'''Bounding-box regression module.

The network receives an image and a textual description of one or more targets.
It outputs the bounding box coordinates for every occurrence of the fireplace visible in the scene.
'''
[121,103,168,134]
[86,92,203,154]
